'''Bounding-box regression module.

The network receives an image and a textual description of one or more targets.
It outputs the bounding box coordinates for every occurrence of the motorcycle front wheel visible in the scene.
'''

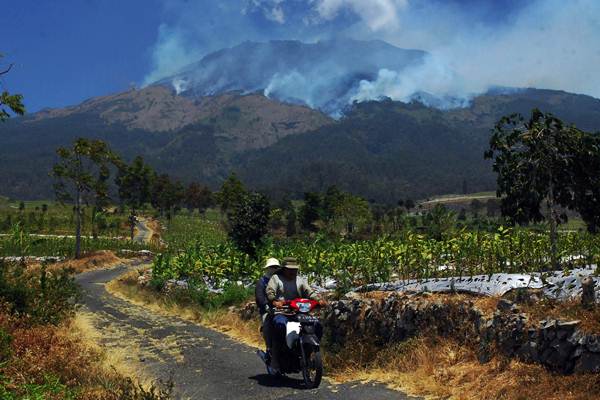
[302,350,323,389]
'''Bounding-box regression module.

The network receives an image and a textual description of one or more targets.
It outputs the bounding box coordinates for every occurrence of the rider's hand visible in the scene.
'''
[273,300,286,308]
[318,299,328,307]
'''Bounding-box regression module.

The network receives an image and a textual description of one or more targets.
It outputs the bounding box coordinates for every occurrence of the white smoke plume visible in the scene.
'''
[351,0,600,106]
[143,24,202,86]
[144,0,600,111]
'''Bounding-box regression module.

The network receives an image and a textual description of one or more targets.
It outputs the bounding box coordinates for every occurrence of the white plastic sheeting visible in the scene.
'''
[349,265,599,301]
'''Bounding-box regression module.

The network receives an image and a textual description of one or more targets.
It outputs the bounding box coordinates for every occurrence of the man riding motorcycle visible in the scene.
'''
[266,257,326,374]
[255,257,280,360]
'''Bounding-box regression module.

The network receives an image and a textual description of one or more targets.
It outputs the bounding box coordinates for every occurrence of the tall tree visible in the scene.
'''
[331,193,372,235]
[470,199,483,217]
[422,204,456,240]
[322,185,344,222]
[184,182,214,214]
[284,200,297,237]
[300,192,322,232]
[0,55,25,122]
[115,156,154,240]
[217,173,246,213]
[228,192,270,259]
[150,174,184,222]
[571,134,600,233]
[485,109,583,269]
[52,138,116,258]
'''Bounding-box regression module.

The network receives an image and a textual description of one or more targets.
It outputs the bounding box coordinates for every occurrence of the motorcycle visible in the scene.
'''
[257,298,323,389]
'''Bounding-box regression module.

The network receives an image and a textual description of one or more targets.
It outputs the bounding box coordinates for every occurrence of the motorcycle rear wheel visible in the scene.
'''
[302,350,323,389]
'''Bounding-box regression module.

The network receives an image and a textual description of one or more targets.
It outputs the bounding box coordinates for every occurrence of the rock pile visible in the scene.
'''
[239,293,600,374]
[321,294,600,374]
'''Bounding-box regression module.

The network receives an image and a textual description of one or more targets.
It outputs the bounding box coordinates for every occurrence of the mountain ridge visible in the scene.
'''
[2,39,600,202]
[152,38,427,114]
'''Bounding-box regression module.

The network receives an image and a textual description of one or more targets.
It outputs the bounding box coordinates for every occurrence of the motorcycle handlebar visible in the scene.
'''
[271,298,324,312]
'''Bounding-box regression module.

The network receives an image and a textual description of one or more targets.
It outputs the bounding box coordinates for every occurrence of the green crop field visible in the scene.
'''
[0,198,130,237]
[160,208,227,250]
[0,232,154,258]
[152,225,600,291]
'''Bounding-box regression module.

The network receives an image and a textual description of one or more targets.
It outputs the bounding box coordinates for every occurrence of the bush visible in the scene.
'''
[0,374,77,400]
[207,284,253,309]
[0,327,12,361]
[0,261,79,325]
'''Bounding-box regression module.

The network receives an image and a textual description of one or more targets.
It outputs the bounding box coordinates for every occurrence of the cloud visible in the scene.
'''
[313,0,408,31]
[246,0,287,23]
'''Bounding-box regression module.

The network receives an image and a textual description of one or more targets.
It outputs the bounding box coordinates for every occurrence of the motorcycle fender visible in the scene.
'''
[286,321,301,349]
[301,334,320,349]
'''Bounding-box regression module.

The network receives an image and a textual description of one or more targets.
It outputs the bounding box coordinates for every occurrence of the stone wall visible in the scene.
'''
[240,293,600,374]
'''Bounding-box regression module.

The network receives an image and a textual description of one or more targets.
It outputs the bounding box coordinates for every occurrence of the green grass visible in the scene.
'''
[0,199,130,237]
[160,208,227,251]
[559,218,587,231]
[0,235,155,258]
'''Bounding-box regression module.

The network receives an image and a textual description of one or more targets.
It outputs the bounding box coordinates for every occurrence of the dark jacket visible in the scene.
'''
[255,275,270,315]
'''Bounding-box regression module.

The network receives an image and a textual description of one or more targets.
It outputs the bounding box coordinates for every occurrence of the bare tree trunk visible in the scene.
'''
[130,208,136,241]
[91,206,98,239]
[75,188,82,259]
[547,183,559,271]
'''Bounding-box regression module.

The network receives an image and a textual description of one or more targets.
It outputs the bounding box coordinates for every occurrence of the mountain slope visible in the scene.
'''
[236,88,600,203]
[1,80,599,202]
[154,39,427,114]
[0,87,332,199]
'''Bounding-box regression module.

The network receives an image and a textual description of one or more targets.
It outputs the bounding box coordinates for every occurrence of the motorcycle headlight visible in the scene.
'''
[297,302,312,313]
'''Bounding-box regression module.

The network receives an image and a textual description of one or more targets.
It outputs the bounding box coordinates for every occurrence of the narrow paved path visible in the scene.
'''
[133,217,153,244]
[76,266,419,400]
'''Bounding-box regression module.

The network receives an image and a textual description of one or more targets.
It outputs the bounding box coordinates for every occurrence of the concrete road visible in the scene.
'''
[76,265,419,400]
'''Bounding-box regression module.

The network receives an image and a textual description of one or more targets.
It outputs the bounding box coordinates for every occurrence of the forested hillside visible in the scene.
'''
[1,87,599,203]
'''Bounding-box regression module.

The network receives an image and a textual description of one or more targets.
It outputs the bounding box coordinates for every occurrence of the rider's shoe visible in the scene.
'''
[267,365,281,376]
[257,349,268,363]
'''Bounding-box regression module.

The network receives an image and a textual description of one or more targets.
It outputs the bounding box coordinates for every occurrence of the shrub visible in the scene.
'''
[0,327,12,361]
[0,261,79,325]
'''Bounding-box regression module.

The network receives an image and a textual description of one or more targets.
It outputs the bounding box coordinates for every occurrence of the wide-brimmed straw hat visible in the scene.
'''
[264,257,281,269]
[282,257,300,270]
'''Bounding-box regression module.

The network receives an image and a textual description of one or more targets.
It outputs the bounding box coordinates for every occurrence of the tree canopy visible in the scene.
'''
[52,138,117,257]
[485,108,600,267]
[0,55,25,122]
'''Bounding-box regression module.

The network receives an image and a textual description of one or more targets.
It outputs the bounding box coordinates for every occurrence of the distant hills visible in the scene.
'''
[1,39,600,203]
[0,86,331,199]
[237,88,600,202]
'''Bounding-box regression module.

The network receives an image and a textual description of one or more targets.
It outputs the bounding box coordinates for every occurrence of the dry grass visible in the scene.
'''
[360,291,501,316]
[201,308,262,348]
[108,275,600,400]
[521,299,600,333]
[326,335,600,400]
[26,250,124,274]
[72,312,151,385]
[0,307,140,398]
[105,272,263,348]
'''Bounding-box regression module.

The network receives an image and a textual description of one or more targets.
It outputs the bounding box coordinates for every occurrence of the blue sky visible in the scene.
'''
[1,0,599,112]
[1,1,166,112]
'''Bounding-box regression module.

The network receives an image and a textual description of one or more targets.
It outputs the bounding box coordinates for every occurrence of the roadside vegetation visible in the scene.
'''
[0,198,129,237]
[0,223,154,258]
[0,259,173,399]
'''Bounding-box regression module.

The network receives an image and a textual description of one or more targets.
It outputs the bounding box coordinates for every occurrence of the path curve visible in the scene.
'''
[76,265,418,400]
[133,217,154,244]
